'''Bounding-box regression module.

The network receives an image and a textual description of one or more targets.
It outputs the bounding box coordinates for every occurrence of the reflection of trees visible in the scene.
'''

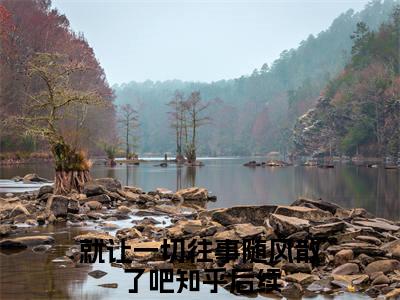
[294,164,399,220]
[176,166,182,191]
[184,166,197,188]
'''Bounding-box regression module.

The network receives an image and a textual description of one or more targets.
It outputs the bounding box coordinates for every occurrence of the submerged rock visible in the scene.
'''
[0,235,55,249]
[88,270,108,279]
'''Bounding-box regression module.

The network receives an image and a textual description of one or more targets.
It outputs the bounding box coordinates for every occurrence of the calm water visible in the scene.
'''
[1,157,399,219]
[0,157,398,299]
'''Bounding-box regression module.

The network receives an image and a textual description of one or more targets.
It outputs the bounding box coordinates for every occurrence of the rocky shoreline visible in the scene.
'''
[1,176,400,299]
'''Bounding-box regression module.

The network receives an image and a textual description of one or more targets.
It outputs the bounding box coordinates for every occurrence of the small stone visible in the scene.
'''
[282,262,312,274]
[285,273,319,285]
[281,282,303,298]
[38,185,54,198]
[9,205,30,218]
[332,263,360,275]
[334,249,354,266]
[88,270,107,279]
[365,260,400,274]
[98,283,118,288]
[85,200,103,210]
[372,274,391,285]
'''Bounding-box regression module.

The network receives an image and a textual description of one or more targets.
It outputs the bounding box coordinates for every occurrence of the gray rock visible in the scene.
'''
[94,178,122,192]
[372,274,390,285]
[332,263,360,275]
[85,194,111,204]
[282,262,312,274]
[274,205,333,221]
[334,249,354,266]
[365,259,400,274]
[9,205,30,218]
[98,283,118,288]
[211,205,277,226]
[309,221,346,237]
[88,270,107,279]
[37,185,54,198]
[291,197,342,215]
[46,195,70,217]
[23,173,50,183]
[83,183,107,196]
[269,213,310,236]
[0,235,55,249]
[353,219,400,232]
[281,282,303,298]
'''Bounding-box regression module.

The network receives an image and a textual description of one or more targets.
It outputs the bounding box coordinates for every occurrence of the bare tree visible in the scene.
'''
[118,104,139,159]
[167,90,186,162]
[10,52,108,194]
[184,91,210,163]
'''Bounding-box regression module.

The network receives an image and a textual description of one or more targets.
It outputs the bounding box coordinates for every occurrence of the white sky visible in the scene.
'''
[52,0,371,84]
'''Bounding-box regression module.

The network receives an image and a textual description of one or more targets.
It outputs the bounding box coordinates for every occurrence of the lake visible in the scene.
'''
[0,157,398,299]
[0,157,399,220]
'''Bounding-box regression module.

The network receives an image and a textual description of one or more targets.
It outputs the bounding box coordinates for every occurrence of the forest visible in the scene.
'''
[293,8,400,158]
[0,0,399,160]
[113,0,398,157]
[0,0,117,157]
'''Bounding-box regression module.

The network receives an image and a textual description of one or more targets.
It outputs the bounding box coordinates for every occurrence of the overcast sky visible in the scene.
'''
[52,0,370,85]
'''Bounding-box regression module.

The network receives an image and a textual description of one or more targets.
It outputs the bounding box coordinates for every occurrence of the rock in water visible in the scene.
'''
[176,187,208,201]
[46,195,70,217]
[88,270,107,279]
[274,205,333,221]
[269,213,310,236]
[211,205,277,226]
[0,235,55,249]
[94,178,122,192]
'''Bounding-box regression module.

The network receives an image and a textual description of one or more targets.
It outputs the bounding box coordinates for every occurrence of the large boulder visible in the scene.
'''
[291,197,342,214]
[332,263,360,275]
[364,259,400,274]
[269,213,310,236]
[94,178,122,192]
[82,183,107,197]
[85,194,111,204]
[274,205,332,221]
[211,205,277,226]
[23,173,50,183]
[8,204,30,218]
[37,185,54,198]
[352,219,400,232]
[230,223,267,239]
[381,240,400,259]
[46,195,71,217]
[309,221,346,237]
[176,187,208,201]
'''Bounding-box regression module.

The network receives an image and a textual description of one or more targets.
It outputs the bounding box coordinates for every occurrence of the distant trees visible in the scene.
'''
[294,5,400,159]
[114,0,397,156]
[167,91,210,163]
[118,104,139,159]
[11,52,109,194]
[167,91,186,162]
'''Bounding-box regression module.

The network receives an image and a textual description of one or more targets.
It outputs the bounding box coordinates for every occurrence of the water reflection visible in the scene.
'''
[0,158,398,220]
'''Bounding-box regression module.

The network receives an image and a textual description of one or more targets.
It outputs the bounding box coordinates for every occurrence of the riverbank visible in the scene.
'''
[1,177,400,299]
